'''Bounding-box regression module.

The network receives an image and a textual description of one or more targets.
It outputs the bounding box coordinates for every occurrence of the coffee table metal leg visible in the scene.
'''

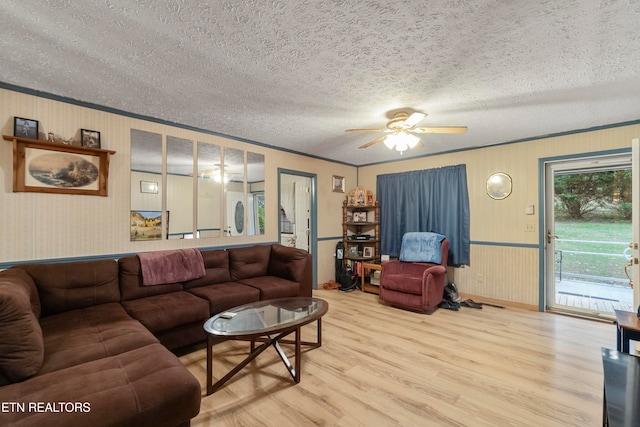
[207,319,323,394]
[206,335,214,395]
[273,337,296,381]
[208,338,274,395]
[295,327,301,383]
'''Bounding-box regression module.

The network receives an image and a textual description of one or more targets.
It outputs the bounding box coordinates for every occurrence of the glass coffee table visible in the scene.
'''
[203,297,328,395]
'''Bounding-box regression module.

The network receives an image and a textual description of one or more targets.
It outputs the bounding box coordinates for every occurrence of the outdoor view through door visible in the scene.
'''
[546,155,633,320]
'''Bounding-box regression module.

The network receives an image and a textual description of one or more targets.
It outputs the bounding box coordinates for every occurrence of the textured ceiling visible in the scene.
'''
[2,1,640,166]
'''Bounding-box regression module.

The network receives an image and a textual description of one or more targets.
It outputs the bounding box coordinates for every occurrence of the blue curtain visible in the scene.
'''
[376,164,470,265]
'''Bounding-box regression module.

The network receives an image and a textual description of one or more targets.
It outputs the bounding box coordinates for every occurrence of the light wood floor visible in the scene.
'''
[179,289,617,426]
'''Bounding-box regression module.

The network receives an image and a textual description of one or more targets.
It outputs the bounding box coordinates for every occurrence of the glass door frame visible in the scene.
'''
[539,148,632,313]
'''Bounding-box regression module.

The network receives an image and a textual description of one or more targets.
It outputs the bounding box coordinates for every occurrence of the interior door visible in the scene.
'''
[293,178,311,251]
[278,169,318,289]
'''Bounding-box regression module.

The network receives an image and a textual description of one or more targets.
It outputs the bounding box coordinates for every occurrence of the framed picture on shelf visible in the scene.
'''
[353,211,367,222]
[363,247,374,258]
[332,175,345,193]
[349,246,359,257]
[81,129,101,148]
[14,117,39,139]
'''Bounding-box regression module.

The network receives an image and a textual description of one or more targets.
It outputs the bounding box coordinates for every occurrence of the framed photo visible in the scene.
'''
[81,129,101,148]
[140,180,158,194]
[332,175,345,193]
[349,246,359,256]
[363,247,374,258]
[353,211,367,222]
[14,117,39,139]
[130,210,166,241]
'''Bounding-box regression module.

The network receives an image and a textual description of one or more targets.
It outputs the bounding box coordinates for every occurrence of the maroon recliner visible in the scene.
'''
[379,233,449,312]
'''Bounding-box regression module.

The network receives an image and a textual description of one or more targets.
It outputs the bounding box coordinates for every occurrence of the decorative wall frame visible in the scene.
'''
[130,210,167,241]
[14,117,39,139]
[332,175,345,192]
[486,172,512,200]
[140,180,158,194]
[3,135,116,196]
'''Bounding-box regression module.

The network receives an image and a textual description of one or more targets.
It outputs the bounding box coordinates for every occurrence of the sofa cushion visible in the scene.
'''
[0,272,44,385]
[228,245,271,281]
[121,291,209,334]
[238,276,301,300]
[38,303,158,375]
[16,259,120,317]
[118,255,184,301]
[5,268,41,318]
[268,244,309,282]
[183,249,231,290]
[0,343,201,427]
[187,282,260,314]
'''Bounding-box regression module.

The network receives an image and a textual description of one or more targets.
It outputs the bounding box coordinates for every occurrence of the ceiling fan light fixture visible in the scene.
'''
[395,141,409,152]
[385,131,420,151]
[405,133,420,149]
[383,136,396,149]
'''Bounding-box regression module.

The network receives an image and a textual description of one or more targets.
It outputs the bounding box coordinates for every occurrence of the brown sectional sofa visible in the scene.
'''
[0,244,312,427]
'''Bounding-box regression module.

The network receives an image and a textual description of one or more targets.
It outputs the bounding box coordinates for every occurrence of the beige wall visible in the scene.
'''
[3,87,637,302]
[0,89,356,288]
[358,125,638,307]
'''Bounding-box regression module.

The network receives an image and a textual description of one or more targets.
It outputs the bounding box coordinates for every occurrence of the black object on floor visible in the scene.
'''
[461,299,483,309]
[438,299,460,311]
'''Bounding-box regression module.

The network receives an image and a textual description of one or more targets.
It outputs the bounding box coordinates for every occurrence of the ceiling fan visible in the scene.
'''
[346,111,467,153]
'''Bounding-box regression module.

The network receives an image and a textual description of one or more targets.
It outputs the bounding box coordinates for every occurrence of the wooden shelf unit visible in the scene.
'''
[342,186,380,294]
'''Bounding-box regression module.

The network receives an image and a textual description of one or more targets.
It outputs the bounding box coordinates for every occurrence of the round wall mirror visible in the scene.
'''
[486,173,512,200]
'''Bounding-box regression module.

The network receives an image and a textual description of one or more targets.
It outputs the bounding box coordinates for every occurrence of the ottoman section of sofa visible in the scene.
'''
[38,302,158,375]
[121,291,210,348]
[0,343,201,427]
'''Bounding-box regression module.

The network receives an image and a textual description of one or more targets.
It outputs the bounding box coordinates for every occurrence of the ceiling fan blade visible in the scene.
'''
[346,128,388,133]
[358,135,388,149]
[412,126,468,134]
[404,112,426,128]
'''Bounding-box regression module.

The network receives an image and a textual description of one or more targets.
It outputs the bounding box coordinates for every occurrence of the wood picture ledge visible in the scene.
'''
[3,135,116,196]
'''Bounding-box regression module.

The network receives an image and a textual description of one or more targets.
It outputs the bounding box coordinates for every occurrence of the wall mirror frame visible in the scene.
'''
[486,172,512,200]
[130,129,265,240]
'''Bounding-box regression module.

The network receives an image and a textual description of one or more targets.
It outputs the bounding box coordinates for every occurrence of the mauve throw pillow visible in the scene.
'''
[0,276,44,383]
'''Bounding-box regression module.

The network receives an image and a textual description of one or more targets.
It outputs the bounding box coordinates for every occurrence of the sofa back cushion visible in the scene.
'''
[183,249,231,290]
[268,244,310,282]
[228,245,271,281]
[16,259,120,317]
[118,255,184,301]
[0,269,44,385]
